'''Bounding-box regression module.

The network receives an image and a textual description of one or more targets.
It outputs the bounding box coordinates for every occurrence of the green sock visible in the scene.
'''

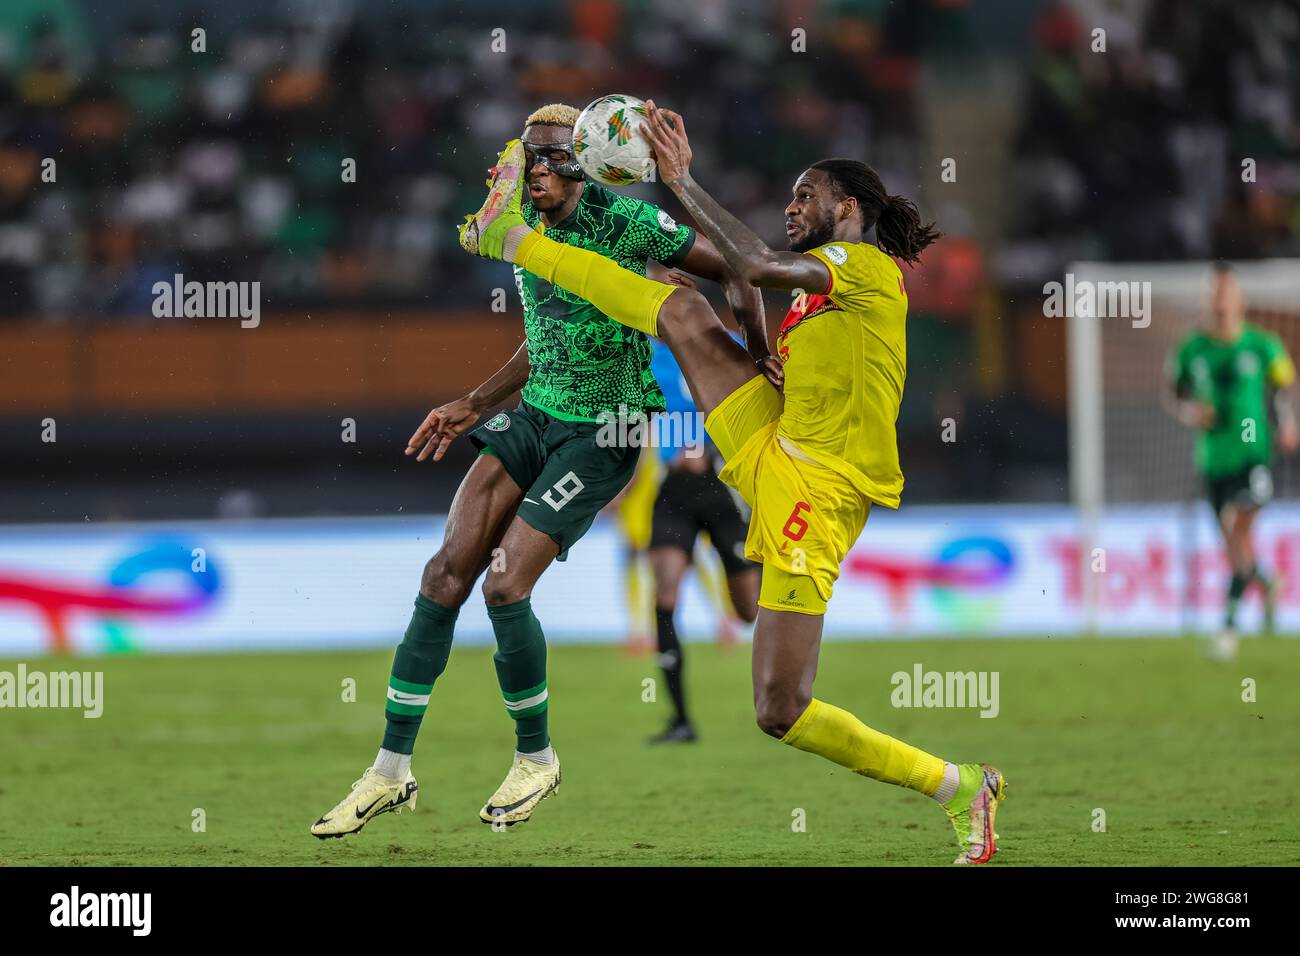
[487,598,550,754]
[381,594,457,755]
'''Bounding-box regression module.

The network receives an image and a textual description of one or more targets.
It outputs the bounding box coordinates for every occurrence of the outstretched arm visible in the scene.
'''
[468,339,532,409]
[640,101,831,294]
[406,340,529,462]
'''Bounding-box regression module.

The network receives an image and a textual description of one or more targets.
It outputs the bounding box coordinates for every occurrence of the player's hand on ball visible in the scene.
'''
[641,100,692,185]
[407,397,482,462]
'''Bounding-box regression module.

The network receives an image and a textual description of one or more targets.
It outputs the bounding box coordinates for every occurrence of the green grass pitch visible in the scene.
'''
[2,637,1297,866]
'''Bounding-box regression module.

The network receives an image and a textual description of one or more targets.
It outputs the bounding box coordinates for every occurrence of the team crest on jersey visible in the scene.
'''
[1236,351,1260,376]
[822,244,848,265]
[657,210,678,232]
[484,413,511,432]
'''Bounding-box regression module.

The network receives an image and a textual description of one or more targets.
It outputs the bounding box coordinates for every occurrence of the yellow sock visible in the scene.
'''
[515,229,673,337]
[781,698,946,795]
[624,552,652,640]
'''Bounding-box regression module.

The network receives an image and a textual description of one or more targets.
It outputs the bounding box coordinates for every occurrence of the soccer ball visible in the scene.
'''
[573,94,656,187]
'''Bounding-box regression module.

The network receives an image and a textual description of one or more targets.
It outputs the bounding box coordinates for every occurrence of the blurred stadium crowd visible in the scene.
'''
[1003,0,1300,282]
[0,0,1297,519]
[0,0,949,317]
[1,0,1295,319]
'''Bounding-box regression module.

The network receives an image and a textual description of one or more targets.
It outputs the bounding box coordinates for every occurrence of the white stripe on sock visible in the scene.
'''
[504,688,548,712]
[388,687,431,707]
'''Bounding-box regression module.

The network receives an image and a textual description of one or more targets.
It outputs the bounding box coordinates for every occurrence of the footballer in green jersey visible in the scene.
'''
[310,103,773,839]
[1167,263,1299,656]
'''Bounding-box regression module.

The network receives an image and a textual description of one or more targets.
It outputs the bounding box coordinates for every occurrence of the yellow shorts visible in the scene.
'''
[705,376,871,615]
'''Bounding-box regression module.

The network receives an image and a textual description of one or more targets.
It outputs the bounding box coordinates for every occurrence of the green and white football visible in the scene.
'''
[573,94,656,187]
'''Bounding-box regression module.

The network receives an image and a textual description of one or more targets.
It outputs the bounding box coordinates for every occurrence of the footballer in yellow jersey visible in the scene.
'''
[458,103,1007,864]
[776,241,908,508]
[708,238,909,615]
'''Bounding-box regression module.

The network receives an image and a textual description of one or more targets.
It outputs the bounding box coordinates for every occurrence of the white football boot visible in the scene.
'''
[311,767,418,839]
[479,752,561,827]
[1207,628,1239,663]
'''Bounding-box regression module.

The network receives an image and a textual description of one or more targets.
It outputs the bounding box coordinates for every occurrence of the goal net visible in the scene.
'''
[1067,259,1300,633]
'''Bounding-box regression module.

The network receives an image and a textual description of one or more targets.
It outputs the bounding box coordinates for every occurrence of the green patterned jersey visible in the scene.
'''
[1168,324,1296,478]
[514,182,696,422]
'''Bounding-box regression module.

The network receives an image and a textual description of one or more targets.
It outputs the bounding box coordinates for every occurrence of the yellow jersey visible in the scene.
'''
[775,240,907,509]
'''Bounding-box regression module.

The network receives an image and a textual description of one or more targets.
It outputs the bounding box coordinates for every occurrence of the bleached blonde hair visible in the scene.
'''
[524,104,580,129]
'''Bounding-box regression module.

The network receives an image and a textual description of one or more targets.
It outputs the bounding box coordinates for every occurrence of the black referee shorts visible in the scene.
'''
[649,466,757,575]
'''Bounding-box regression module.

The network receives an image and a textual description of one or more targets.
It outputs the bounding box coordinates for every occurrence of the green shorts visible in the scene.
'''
[468,401,641,560]
[1206,463,1273,517]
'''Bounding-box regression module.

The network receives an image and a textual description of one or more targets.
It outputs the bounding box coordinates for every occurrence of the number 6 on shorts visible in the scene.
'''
[782,501,810,541]
[542,471,585,511]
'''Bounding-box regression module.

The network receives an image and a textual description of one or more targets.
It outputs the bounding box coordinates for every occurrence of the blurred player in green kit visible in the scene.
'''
[1168,263,1300,660]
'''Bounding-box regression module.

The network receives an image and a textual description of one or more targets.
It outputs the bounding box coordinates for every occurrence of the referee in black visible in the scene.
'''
[646,282,761,742]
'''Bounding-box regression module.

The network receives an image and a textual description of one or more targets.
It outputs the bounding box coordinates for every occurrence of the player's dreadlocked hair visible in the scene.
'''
[808,159,942,266]
[525,103,581,128]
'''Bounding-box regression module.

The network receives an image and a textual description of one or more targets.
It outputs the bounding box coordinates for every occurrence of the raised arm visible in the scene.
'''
[406,340,530,462]
[640,101,831,295]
